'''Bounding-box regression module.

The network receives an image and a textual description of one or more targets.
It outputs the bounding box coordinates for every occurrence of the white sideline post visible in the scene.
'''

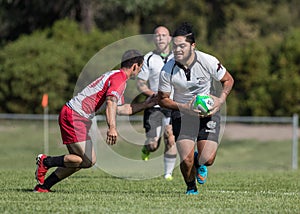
[41,93,49,154]
[43,106,49,155]
[292,114,298,170]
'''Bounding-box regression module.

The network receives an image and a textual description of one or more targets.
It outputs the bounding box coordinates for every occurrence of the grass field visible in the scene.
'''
[0,120,299,213]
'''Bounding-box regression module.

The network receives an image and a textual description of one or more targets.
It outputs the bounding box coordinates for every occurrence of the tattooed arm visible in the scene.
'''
[209,70,234,115]
[136,78,155,97]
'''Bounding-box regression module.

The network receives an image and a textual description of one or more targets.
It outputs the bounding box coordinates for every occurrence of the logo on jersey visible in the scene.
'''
[217,63,223,72]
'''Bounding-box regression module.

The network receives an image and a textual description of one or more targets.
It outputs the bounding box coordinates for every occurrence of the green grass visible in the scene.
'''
[1,169,299,213]
[0,120,300,213]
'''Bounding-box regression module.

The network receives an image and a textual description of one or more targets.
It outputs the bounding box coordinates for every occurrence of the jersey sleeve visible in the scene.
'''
[210,56,227,81]
[106,72,126,101]
[137,54,150,81]
[158,64,172,93]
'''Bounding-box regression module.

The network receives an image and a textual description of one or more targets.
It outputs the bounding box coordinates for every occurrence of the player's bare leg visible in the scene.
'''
[194,140,218,184]
[196,140,218,166]
[141,124,162,161]
[34,140,96,192]
[163,124,177,180]
[176,139,198,194]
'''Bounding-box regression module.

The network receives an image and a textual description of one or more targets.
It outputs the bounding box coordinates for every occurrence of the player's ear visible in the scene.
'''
[132,63,137,71]
[191,43,196,50]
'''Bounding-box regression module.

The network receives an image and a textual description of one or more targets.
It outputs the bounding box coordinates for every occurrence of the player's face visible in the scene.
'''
[154,27,171,53]
[172,36,195,64]
[130,63,143,80]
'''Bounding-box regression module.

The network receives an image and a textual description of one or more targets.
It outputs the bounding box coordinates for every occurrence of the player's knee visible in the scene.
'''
[183,155,194,167]
[65,155,83,167]
[205,157,216,166]
[91,158,96,167]
[80,161,93,168]
[165,129,171,137]
[181,151,193,164]
[164,134,175,147]
[205,160,213,166]
[80,157,96,168]
[164,126,173,137]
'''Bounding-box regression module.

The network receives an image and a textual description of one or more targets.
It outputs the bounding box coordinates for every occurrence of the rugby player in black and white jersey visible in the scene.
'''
[137,26,177,180]
[158,22,234,194]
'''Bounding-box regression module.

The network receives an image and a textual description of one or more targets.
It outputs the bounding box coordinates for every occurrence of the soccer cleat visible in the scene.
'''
[164,174,173,181]
[196,165,207,184]
[194,151,208,184]
[33,185,51,193]
[186,188,199,195]
[35,154,48,185]
[141,146,150,161]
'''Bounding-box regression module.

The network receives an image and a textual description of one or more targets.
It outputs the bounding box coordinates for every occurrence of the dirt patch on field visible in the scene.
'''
[222,123,299,141]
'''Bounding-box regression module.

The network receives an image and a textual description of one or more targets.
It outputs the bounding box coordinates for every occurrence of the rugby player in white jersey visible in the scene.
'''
[137,26,177,180]
[34,49,157,192]
[158,22,234,195]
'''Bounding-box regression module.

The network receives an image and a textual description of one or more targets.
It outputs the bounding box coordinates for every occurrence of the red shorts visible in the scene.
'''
[59,105,92,144]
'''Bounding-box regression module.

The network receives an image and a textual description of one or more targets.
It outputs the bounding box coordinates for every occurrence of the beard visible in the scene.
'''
[156,43,168,53]
[175,46,193,64]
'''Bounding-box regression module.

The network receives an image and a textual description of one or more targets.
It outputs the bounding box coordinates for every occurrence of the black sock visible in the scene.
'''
[186,180,197,191]
[43,155,65,168]
[194,154,200,168]
[42,172,61,190]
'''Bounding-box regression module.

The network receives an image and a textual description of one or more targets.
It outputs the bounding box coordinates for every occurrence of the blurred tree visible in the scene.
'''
[0,0,300,116]
[270,28,300,116]
[0,0,97,44]
[228,40,272,116]
[0,32,77,113]
[93,0,168,33]
[0,19,139,113]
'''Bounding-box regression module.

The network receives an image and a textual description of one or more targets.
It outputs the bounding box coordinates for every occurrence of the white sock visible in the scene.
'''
[164,155,176,176]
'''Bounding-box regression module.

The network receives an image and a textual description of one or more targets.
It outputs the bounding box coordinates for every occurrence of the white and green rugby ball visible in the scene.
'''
[193,94,214,115]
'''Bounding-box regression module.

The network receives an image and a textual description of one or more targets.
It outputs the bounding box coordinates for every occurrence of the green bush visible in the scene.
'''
[0,31,78,113]
[270,28,300,116]
[0,19,140,113]
[1,17,300,117]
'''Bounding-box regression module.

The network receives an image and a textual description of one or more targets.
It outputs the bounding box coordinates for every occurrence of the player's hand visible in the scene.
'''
[206,95,223,116]
[193,108,207,118]
[106,127,118,145]
[144,94,158,108]
[184,96,206,117]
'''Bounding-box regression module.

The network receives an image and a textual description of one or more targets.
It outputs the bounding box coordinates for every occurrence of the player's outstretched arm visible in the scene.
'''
[158,91,192,112]
[117,94,157,115]
[106,96,118,145]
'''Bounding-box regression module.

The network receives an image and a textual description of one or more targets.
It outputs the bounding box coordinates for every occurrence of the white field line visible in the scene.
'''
[209,190,300,196]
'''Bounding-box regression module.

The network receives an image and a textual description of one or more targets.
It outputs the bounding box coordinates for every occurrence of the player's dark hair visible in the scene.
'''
[172,22,195,44]
[121,49,144,68]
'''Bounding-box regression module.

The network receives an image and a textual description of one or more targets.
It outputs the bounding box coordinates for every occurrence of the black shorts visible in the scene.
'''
[143,107,172,138]
[171,110,220,143]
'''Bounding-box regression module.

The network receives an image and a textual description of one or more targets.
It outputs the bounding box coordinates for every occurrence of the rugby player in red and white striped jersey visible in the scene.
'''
[34,49,156,192]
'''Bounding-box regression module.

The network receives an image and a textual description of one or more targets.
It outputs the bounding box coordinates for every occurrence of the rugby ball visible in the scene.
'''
[193,94,214,115]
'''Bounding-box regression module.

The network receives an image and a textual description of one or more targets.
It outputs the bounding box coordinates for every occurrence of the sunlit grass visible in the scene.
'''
[0,120,299,213]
